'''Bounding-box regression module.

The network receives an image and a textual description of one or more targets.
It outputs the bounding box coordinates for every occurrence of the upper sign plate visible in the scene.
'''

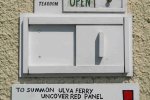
[63,0,126,13]
[34,0,126,13]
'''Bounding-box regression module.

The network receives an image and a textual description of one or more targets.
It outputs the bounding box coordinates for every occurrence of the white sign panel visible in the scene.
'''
[63,0,126,12]
[34,0,126,13]
[34,0,62,13]
[12,84,139,100]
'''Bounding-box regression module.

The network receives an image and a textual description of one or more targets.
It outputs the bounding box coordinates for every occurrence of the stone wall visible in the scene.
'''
[0,0,150,100]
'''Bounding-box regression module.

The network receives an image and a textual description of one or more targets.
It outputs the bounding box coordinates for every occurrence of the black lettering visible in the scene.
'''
[27,88,30,92]
[76,0,80,7]
[100,94,103,99]
[84,94,88,99]
[16,87,25,92]
[81,0,84,7]
[16,88,25,92]
[65,94,69,99]
[39,2,42,6]
[26,88,54,92]
[41,94,69,99]
[70,0,75,6]
[55,2,58,6]
[41,94,46,98]
[39,2,58,6]
[70,94,81,99]
[84,94,103,99]
[44,2,47,6]
[86,0,91,7]
[69,0,93,7]
[16,88,20,92]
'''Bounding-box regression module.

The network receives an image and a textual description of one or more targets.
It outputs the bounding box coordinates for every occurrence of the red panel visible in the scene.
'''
[123,90,133,100]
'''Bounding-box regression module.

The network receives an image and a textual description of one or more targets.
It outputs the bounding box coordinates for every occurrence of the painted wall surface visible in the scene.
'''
[0,0,150,100]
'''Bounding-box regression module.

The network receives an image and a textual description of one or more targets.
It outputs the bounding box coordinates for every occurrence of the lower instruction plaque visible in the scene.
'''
[12,84,139,100]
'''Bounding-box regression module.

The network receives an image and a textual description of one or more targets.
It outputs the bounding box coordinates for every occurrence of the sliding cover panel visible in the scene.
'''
[20,15,133,76]
[76,25,124,72]
[28,25,75,66]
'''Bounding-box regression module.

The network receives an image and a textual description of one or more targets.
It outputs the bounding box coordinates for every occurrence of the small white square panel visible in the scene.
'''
[29,25,75,66]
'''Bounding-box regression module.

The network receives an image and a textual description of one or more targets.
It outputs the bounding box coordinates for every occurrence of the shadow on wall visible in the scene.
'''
[18,77,131,84]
